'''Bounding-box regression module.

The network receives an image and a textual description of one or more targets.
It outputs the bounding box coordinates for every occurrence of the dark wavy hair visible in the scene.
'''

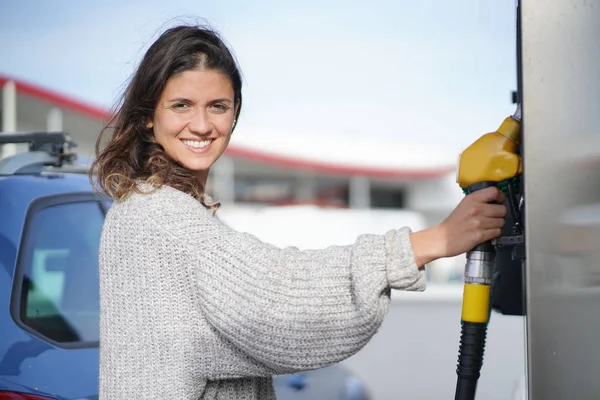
[90,24,243,212]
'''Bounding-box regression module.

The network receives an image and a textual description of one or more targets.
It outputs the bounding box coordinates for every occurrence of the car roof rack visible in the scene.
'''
[0,132,81,175]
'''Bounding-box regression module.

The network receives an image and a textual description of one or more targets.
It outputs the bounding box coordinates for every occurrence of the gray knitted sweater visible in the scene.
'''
[99,184,426,400]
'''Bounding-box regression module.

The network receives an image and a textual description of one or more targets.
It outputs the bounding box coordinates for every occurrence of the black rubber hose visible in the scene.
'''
[454,321,488,400]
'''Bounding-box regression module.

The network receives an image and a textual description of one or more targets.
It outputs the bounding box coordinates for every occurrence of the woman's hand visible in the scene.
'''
[410,186,507,267]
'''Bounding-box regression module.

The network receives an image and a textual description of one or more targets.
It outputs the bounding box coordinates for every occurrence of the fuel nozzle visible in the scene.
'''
[456,105,523,191]
[454,104,523,400]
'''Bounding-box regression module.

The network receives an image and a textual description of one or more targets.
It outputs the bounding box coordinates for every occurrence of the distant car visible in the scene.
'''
[274,366,371,400]
[0,132,370,400]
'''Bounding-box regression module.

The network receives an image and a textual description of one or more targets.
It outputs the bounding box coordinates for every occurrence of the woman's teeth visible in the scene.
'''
[182,139,212,148]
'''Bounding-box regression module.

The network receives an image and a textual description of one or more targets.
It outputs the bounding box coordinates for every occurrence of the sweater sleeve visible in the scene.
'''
[145,187,426,375]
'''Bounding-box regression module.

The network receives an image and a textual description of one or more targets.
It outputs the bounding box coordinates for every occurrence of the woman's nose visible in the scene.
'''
[188,110,212,135]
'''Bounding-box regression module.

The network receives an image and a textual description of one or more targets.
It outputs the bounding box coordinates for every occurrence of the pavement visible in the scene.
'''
[341,285,527,400]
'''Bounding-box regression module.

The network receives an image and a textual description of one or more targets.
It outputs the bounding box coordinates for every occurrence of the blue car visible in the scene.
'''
[0,132,370,400]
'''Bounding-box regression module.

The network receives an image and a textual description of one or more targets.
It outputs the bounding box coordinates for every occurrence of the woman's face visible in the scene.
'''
[151,68,236,184]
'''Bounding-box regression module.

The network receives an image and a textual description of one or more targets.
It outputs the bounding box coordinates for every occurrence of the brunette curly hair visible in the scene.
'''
[90,24,243,212]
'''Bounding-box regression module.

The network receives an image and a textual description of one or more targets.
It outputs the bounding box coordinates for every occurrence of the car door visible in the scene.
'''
[3,193,106,400]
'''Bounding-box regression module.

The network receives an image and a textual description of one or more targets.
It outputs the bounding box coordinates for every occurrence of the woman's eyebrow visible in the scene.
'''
[166,97,192,103]
[210,98,233,104]
[165,97,233,103]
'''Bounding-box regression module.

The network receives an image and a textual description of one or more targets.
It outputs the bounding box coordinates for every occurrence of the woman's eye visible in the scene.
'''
[169,102,193,112]
[211,103,230,112]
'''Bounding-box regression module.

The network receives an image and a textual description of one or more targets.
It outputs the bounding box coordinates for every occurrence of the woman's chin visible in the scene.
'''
[181,162,210,177]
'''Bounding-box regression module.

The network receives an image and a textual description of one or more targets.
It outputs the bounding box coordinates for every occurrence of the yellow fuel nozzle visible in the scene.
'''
[454,104,523,400]
[456,105,523,190]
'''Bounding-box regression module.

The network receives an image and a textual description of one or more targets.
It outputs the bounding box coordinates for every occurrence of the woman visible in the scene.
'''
[92,24,506,400]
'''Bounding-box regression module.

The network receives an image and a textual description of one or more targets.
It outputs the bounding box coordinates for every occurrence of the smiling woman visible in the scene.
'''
[92,22,507,400]
[91,25,242,212]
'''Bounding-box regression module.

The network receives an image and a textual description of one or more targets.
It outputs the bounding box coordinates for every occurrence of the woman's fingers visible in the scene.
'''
[470,186,506,204]
[471,215,506,230]
[484,203,508,218]
[483,228,503,242]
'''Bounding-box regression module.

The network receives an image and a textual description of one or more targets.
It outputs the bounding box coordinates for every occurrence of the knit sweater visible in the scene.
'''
[98,183,427,400]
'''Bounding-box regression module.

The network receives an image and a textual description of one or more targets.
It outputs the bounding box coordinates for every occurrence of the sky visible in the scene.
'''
[0,0,518,157]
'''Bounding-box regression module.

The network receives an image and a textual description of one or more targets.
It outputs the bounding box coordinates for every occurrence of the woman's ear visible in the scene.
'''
[146,120,154,129]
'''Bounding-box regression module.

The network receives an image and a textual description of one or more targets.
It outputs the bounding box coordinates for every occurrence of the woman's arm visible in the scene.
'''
[147,186,427,374]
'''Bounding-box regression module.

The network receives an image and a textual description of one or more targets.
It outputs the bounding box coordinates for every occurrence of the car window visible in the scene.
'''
[18,200,104,345]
